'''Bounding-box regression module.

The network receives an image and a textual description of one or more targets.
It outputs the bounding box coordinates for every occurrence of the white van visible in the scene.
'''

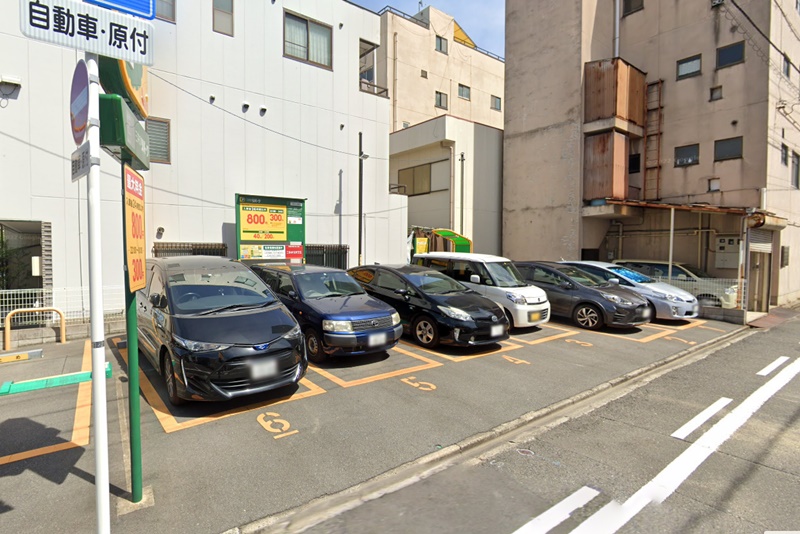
[411,252,551,328]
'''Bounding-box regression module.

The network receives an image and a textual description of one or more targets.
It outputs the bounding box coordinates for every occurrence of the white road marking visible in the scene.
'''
[757,356,790,376]
[670,397,732,440]
[571,357,800,534]
[513,486,600,534]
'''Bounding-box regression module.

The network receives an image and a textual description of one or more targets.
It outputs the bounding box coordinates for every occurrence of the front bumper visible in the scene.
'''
[433,315,509,346]
[606,303,651,327]
[508,301,551,327]
[652,298,699,320]
[323,324,403,355]
[173,340,307,402]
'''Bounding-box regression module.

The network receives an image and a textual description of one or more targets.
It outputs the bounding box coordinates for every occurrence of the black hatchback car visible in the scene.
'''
[250,264,402,363]
[514,261,651,330]
[136,256,307,405]
[347,264,509,348]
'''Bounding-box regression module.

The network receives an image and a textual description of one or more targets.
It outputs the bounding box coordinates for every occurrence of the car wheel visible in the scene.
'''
[413,315,440,348]
[504,308,516,330]
[305,328,328,364]
[697,295,721,308]
[573,304,604,330]
[162,352,185,406]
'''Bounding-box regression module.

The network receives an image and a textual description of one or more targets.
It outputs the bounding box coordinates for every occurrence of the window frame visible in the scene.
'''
[435,35,448,55]
[145,117,171,164]
[628,153,641,174]
[622,0,644,16]
[283,10,333,70]
[714,136,743,162]
[213,0,234,37]
[716,41,745,70]
[784,54,792,78]
[782,144,789,166]
[792,152,800,188]
[674,143,700,167]
[435,91,448,110]
[676,54,702,80]
[156,0,175,22]
[490,95,502,111]
[710,86,723,101]
[458,84,471,101]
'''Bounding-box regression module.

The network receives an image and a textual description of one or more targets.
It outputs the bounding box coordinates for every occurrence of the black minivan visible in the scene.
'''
[136,256,307,405]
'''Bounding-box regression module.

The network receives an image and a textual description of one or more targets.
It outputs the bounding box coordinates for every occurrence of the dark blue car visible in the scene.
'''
[251,264,402,363]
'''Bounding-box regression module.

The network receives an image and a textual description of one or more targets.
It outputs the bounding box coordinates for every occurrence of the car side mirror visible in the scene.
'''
[559,281,573,290]
[394,288,410,301]
[470,274,480,284]
[149,294,161,307]
[608,278,620,285]
[677,274,688,280]
[288,290,298,300]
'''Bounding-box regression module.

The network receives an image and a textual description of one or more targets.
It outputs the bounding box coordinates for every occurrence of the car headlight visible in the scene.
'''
[601,293,632,306]
[439,306,472,321]
[506,292,527,305]
[653,291,680,302]
[724,286,738,295]
[172,334,231,352]
[284,324,303,340]
[322,319,353,332]
[391,312,401,326]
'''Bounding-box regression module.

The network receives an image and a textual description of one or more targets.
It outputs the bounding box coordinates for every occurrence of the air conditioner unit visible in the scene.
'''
[711,0,724,7]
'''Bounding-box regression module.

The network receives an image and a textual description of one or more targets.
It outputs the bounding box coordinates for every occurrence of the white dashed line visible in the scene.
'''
[670,397,732,440]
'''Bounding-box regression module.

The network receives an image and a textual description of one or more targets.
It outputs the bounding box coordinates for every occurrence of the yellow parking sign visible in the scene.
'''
[124,165,146,291]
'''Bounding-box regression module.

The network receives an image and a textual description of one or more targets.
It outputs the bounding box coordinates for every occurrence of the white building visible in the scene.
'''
[0,0,406,301]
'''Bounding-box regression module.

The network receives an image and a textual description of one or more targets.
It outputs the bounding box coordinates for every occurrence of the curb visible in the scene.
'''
[227,325,753,534]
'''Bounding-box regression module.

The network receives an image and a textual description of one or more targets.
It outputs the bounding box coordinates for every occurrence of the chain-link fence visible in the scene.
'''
[652,277,745,309]
[0,286,125,328]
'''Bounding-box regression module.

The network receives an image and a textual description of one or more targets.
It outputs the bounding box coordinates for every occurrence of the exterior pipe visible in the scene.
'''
[668,207,675,282]
[392,32,398,131]
[614,0,621,57]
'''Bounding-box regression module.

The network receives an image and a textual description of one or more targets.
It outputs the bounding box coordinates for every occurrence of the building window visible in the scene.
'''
[146,117,171,164]
[784,54,792,78]
[284,11,332,68]
[213,0,233,36]
[421,70,427,78]
[677,54,701,80]
[491,95,502,111]
[436,35,448,54]
[710,86,723,101]
[629,153,641,174]
[458,84,471,100]
[793,152,800,188]
[623,0,643,15]
[398,163,432,196]
[156,0,175,22]
[717,41,745,69]
[435,91,448,109]
[782,144,789,166]
[675,144,699,167]
[714,137,743,161]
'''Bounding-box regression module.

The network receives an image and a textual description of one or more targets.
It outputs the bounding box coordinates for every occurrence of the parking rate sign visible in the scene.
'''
[124,165,146,291]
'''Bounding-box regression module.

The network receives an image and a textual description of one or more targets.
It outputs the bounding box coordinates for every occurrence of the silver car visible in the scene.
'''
[561,261,699,320]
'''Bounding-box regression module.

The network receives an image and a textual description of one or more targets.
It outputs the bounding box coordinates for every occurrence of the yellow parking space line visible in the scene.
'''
[309,346,442,387]
[114,341,327,434]
[398,339,522,362]
[510,331,575,346]
[587,327,676,343]
[0,340,92,467]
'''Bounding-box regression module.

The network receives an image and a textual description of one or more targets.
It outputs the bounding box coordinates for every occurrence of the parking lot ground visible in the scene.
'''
[0,316,748,533]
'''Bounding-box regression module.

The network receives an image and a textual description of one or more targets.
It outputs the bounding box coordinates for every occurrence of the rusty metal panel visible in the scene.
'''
[584,132,628,201]
[584,59,617,123]
[627,67,646,126]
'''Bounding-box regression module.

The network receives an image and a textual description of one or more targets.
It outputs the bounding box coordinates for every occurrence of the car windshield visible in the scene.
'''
[553,266,607,288]
[294,271,366,299]
[167,265,276,314]
[405,271,468,295]
[609,266,654,283]
[485,262,528,288]
[682,264,713,278]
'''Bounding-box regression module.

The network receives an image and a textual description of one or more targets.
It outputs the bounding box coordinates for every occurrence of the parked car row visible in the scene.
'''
[135,252,710,406]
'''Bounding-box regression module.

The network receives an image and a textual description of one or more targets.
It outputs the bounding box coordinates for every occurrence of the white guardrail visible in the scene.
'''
[0,286,126,327]
[651,277,745,309]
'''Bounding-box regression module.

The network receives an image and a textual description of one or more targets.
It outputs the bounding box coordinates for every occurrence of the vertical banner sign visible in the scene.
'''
[235,194,306,263]
[124,165,146,291]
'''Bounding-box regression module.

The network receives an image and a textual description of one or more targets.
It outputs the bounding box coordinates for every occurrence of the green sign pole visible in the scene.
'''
[121,157,143,503]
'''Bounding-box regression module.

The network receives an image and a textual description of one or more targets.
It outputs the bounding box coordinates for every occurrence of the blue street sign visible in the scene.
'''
[84,0,155,19]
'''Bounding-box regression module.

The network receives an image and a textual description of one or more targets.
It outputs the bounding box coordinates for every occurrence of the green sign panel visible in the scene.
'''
[236,194,306,263]
[99,93,150,170]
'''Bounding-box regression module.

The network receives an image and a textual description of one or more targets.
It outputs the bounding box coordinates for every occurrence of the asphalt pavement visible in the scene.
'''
[0,311,780,534]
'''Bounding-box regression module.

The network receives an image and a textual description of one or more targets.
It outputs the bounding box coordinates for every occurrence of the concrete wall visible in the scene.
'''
[0,0,406,296]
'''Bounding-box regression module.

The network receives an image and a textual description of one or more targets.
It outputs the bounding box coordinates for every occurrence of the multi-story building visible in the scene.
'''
[504,0,800,312]
[0,1,405,303]
[375,6,505,254]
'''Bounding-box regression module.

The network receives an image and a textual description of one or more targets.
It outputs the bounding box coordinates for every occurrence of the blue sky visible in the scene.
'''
[349,0,506,58]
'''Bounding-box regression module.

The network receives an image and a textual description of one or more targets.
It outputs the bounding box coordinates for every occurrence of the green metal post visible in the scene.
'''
[121,159,143,503]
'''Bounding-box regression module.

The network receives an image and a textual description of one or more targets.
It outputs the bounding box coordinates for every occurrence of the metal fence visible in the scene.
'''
[152,242,228,258]
[0,286,125,328]
[305,244,349,270]
[652,277,745,309]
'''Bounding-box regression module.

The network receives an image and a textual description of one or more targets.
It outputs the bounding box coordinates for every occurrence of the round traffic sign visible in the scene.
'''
[70,60,89,146]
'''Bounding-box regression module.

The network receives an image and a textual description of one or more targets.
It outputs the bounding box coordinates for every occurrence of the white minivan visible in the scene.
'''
[411,252,551,328]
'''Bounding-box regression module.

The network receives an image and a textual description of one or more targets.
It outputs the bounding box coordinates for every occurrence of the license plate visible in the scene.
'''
[528,312,541,322]
[368,332,387,347]
[490,324,504,337]
[250,358,278,380]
